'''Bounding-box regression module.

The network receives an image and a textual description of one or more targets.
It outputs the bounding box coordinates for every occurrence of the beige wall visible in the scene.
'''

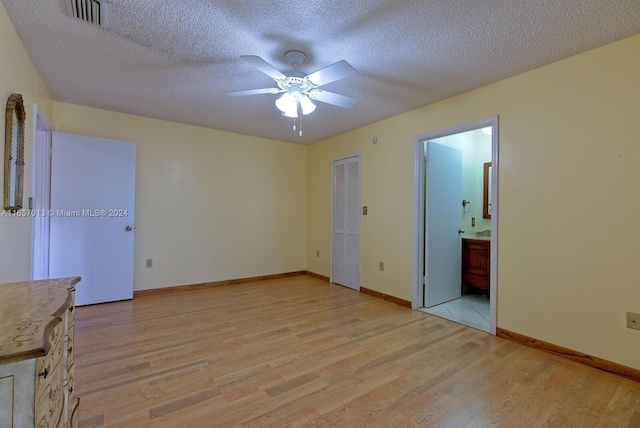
[307,34,640,370]
[53,103,307,290]
[0,5,53,282]
[3,0,639,371]
[428,130,492,233]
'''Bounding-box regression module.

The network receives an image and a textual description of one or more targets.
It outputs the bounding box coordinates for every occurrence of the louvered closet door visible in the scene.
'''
[332,155,361,290]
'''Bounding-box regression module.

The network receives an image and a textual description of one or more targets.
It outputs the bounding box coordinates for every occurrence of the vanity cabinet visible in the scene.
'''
[462,238,490,293]
[0,277,80,428]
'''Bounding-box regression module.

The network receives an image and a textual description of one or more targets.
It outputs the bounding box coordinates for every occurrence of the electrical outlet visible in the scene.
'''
[379,261,384,271]
[363,206,368,215]
[146,258,153,268]
[626,312,640,330]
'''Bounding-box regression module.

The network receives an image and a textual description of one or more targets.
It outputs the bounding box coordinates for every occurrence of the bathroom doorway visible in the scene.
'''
[412,117,498,334]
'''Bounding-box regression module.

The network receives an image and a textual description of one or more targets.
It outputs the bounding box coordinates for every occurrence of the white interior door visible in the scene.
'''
[332,155,361,290]
[50,132,136,306]
[425,142,462,307]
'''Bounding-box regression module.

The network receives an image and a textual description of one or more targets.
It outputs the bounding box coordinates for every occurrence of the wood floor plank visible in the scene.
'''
[627,410,640,427]
[149,387,222,420]
[602,378,640,426]
[74,275,640,427]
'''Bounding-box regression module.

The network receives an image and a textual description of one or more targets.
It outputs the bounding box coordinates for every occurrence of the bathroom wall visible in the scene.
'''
[473,131,492,231]
[427,130,491,234]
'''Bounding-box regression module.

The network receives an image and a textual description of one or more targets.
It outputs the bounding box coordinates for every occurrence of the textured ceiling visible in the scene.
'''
[3,1,640,144]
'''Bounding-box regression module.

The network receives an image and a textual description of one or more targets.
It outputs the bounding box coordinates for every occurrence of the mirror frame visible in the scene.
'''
[4,93,26,212]
[483,161,491,219]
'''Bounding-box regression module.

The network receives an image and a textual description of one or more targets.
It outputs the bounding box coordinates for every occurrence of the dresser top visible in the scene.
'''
[0,277,80,363]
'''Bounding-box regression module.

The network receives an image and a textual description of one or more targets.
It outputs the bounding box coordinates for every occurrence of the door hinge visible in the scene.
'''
[422,276,426,285]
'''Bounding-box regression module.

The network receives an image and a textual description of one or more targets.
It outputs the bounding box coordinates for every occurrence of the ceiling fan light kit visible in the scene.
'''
[275,92,316,118]
[226,50,357,137]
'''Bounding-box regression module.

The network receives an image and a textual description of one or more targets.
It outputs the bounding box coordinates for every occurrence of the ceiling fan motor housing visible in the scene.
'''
[276,72,318,96]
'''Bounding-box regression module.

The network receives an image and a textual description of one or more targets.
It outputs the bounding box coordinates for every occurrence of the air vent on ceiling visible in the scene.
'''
[65,0,105,26]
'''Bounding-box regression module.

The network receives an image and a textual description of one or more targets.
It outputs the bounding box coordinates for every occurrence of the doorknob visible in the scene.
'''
[125,225,133,231]
[458,229,465,234]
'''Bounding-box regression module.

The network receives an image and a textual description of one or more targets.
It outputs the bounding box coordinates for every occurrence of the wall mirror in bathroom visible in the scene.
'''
[4,93,26,212]
[483,162,492,219]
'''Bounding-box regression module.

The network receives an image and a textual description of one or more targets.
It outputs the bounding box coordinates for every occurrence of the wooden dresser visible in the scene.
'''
[0,277,80,428]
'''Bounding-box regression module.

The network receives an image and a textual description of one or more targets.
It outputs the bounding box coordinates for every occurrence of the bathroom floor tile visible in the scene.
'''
[462,295,491,320]
[423,303,451,319]
[419,295,490,332]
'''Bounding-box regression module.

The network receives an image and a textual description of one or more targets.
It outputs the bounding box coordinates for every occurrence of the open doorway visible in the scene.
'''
[412,117,498,334]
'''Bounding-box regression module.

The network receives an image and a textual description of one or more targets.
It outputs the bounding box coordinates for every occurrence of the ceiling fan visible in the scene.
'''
[226,50,357,136]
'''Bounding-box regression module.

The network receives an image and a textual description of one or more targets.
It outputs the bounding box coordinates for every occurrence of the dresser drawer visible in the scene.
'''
[69,397,80,428]
[66,301,75,331]
[67,363,76,401]
[64,325,75,370]
[35,359,63,428]
[63,362,76,428]
[35,322,64,399]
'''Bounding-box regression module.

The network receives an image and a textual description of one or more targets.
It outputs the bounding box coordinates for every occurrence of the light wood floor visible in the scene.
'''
[74,275,640,427]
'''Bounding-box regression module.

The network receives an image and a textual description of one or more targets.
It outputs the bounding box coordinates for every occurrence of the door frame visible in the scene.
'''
[31,104,53,280]
[330,151,362,288]
[412,116,499,334]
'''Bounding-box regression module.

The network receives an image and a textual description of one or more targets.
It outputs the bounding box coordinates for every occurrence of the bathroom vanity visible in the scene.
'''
[462,237,490,294]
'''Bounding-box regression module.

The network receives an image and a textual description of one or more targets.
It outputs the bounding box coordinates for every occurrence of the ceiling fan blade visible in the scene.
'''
[309,90,357,109]
[307,60,357,86]
[226,88,283,97]
[240,55,287,80]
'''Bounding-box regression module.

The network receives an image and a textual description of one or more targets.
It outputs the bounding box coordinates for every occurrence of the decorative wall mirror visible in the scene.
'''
[483,161,492,219]
[4,94,26,212]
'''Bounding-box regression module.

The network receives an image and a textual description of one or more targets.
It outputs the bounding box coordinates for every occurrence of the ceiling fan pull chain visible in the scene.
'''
[298,102,303,137]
